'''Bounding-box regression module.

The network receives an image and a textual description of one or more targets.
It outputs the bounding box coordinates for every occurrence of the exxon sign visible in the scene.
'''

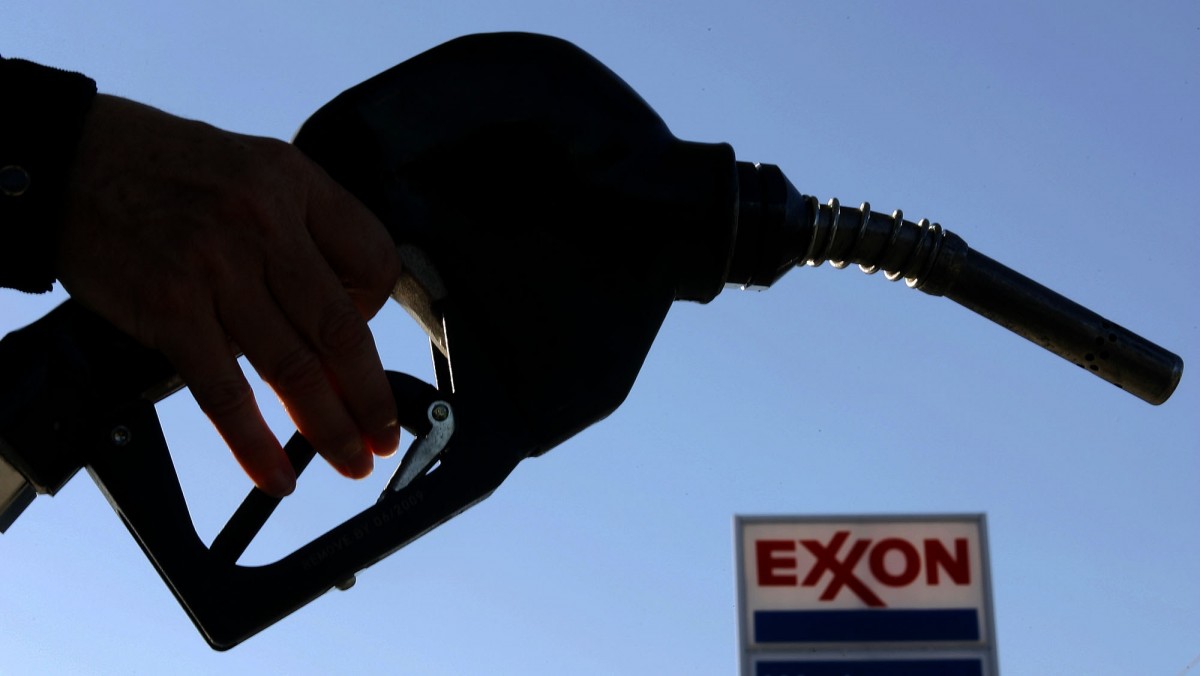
[735,515,998,676]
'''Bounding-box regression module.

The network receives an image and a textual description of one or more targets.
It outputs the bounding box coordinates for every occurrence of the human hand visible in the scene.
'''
[56,94,402,496]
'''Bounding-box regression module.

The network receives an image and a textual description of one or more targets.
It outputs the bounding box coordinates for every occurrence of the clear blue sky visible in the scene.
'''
[3,2,1197,674]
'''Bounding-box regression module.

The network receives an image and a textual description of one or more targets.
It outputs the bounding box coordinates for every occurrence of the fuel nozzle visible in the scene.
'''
[727,162,1183,405]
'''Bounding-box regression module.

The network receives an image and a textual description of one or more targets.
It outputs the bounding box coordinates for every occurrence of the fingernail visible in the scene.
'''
[338,448,374,479]
[263,466,296,498]
[371,420,401,458]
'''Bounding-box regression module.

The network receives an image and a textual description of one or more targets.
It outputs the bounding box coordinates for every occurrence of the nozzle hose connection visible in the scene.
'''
[729,162,1183,405]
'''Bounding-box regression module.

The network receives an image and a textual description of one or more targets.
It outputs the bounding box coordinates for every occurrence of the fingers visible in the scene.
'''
[160,319,297,497]
[230,258,400,475]
[59,100,403,489]
[162,255,399,493]
[167,250,400,494]
[285,157,403,460]
[189,150,401,485]
[198,145,400,482]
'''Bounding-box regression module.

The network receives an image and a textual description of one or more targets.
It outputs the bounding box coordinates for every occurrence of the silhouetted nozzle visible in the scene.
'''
[728,162,1183,405]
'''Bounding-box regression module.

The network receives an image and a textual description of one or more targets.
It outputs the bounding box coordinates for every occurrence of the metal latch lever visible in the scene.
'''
[384,400,454,496]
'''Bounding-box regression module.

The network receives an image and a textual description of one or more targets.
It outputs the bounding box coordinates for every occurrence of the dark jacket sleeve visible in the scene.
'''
[0,56,97,293]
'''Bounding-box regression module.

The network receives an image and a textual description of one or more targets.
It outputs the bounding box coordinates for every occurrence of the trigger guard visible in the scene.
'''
[85,368,474,650]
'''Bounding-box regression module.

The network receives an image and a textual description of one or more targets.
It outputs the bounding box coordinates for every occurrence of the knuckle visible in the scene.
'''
[188,235,241,281]
[323,437,363,464]
[250,139,313,191]
[317,301,371,354]
[214,191,285,242]
[194,377,255,419]
[257,136,305,167]
[303,419,362,465]
[135,284,192,329]
[266,345,327,397]
[368,245,403,293]
[342,248,401,318]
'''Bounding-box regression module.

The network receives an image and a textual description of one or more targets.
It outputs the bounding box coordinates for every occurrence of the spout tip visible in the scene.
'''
[1140,355,1184,406]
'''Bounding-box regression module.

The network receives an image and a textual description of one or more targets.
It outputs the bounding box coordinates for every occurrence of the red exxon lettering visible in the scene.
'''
[869,538,921,587]
[800,530,885,607]
[754,532,972,608]
[924,537,971,585]
[755,540,797,586]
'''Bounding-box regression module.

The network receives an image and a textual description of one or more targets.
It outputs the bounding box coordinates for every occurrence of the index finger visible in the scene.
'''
[301,161,401,319]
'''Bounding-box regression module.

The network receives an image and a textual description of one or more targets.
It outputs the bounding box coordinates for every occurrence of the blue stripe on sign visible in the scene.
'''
[754,608,980,643]
[755,658,983,676]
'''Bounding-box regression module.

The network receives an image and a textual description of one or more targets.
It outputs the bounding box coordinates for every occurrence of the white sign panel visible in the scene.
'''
[735,514,998,675]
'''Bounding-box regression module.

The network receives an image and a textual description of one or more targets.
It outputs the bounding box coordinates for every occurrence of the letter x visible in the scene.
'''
[800,531,886,607]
